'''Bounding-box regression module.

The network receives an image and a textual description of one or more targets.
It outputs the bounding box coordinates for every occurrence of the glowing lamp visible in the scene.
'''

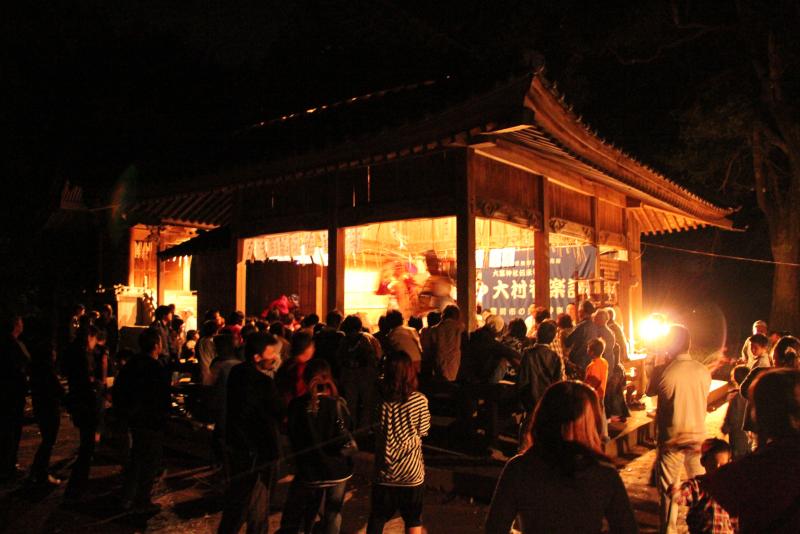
[640,313,669,343]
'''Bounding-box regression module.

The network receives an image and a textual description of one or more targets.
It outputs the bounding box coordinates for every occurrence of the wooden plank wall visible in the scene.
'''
[337,151,466,209]
[599,256,621,305]
[237,150,466,236]
[548,183,592,227]
[193,248,237,316]
[598,200,625,235]
[240,173,330,227]
[471,154,540,214]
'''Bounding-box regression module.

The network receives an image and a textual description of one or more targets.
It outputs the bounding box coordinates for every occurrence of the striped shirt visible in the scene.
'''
[374,391,431,486]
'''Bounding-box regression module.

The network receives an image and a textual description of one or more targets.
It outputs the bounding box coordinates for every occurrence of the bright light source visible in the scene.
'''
[640,313,670,343]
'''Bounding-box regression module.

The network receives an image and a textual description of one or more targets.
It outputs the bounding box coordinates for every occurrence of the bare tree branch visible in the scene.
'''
[719,145,747,192]
[761,123,790,154]
[609,26,722,65]
[751,128,771,215]
[670,0,716,30]
[767,32,785,105]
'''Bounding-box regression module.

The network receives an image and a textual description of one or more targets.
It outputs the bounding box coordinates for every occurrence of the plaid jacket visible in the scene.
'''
[677,476,738,534]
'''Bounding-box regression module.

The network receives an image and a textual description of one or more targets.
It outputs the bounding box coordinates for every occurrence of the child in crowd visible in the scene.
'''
[368,351,431,534]
[675,438,738,534]
[584,338,609,439]
[722,365,751,460]
[747,333,771,368]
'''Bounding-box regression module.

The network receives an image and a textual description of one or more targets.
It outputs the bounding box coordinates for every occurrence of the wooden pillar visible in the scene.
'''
[155,227,165,307]
[534,175,550,311]
[235,238,247,313]
[128,227,136,287]
[327,172,345,314]
[156,257,164,307]
[591,196,601,294]
[626,213,643,347]
[326,227,345,314]
[315,266,324,317]
[458,153,477,331]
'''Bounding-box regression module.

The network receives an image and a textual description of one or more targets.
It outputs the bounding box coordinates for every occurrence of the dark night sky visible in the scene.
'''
[3,1,775,343]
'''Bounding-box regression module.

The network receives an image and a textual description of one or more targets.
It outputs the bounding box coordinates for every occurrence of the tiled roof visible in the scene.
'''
[157,226,231,259]
[123,73,533,226]
[124,69,733,233]
[523,74,734,225]
[141,72,533,196]
[123,189,232,228]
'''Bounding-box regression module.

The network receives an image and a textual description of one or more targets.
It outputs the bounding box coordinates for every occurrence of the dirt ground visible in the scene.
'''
[0,404,727,533]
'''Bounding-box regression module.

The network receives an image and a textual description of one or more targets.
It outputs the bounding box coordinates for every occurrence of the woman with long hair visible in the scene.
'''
[486,381,637,533]
[367,351,431,534]
[280,359,354,534]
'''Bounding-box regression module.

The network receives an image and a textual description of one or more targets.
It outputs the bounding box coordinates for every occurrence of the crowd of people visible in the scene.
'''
[1,300,799,533]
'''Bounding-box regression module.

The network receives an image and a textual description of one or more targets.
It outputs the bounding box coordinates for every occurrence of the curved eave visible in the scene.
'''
[629,204,733,235]
[525,74,734,225]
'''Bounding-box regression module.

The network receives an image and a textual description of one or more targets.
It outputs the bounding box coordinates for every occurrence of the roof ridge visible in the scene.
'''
[242,77,444,133]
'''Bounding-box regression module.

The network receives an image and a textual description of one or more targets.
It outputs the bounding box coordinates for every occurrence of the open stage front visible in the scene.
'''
[238,215,623,331]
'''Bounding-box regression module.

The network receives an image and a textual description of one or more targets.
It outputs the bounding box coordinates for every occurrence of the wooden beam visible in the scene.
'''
[653,209,673,233]
[326,227,345,314]
[641,207,662,234]
[239,212,329,239]
[535,175,550,310]
[478,142,598,197]
[235,237,247,313]
[327,173,345,314]
[459,152,477,331]
[624,212,643,347]
[634,210,653,235]
[128,227,136,287]
[591,196,600,280]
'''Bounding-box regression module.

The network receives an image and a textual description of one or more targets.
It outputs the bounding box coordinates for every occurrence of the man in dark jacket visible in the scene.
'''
[29,335,65,486]
[565,300,599,375]
[218,332,284,534]
[150,305,173,362]
[335,315,379,433]
[114,329,171,511]
[0,315,30,481]
[518,320,563,413]
[313,310,345,377]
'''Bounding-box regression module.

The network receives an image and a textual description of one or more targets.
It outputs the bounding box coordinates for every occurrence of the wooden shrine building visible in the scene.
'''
[123,69,733,342]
